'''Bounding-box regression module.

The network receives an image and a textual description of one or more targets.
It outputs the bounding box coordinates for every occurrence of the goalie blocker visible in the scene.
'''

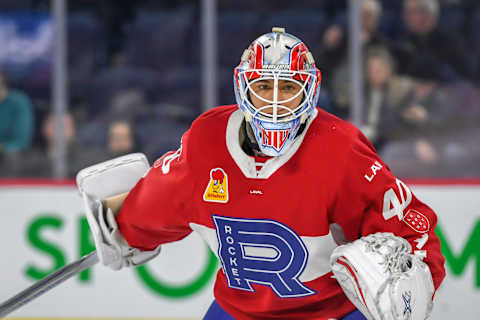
[76,153,161,270]
[330,232,434,320]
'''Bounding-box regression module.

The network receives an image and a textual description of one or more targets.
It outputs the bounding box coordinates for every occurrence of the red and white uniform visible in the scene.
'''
[116,105,445,320]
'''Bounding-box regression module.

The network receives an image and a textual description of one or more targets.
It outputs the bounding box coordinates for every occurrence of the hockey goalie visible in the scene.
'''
[76,27,445,320]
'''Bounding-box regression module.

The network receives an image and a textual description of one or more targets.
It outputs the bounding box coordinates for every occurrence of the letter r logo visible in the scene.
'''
[212,215,315,298]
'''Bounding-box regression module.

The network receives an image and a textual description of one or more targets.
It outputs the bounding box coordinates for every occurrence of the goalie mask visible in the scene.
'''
[234,27,322,156]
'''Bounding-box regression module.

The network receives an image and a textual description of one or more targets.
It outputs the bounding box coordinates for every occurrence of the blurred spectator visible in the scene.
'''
[333,47,413,151]
[0,70,34,176]
[107,119,140,157]
[380,55,455,177]
[393,0,475,81]
[19,112,107,177]
[0,71,34,154]
[384,54,450,141]
[314,0,390,92]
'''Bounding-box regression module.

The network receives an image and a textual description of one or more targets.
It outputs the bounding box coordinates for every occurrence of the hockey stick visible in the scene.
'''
[0,251,99,318]
[0,192,129,318]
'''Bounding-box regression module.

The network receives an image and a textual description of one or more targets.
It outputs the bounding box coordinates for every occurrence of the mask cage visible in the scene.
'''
[236,68,318,123]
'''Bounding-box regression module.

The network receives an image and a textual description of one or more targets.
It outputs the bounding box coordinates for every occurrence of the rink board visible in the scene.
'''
[0,180,479,319]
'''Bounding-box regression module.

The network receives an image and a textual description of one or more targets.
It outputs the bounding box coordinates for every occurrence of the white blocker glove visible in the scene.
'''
[330,232,434,320]
[77,153,161,270]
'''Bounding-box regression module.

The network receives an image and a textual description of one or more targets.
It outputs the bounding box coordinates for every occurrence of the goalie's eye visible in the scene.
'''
[251,81,272,92]
[279,83,299,93]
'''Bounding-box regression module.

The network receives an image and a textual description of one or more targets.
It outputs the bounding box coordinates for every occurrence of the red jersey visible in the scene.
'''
[116,105,445,319]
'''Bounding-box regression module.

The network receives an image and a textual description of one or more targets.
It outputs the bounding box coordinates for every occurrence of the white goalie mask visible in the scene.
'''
[234,27,322,156]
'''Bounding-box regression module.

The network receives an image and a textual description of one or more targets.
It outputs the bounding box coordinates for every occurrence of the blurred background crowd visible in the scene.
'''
[0,0,478,178]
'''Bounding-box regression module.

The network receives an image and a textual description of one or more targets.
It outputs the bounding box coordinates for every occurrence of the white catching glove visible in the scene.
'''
[330,232,434,320]
[77,153,161,270]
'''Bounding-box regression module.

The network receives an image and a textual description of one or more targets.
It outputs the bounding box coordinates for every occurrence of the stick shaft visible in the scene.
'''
[0,251,99,318]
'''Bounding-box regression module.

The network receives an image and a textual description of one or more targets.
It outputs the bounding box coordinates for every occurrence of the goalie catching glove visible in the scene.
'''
[330,232,434,320]
[76,153,161,270]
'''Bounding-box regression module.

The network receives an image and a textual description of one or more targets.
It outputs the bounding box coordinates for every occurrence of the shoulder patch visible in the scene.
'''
[203,168,229,203]
[403,209,430,233]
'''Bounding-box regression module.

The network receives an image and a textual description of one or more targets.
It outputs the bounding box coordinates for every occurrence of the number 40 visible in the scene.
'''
[382,178,412,221]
